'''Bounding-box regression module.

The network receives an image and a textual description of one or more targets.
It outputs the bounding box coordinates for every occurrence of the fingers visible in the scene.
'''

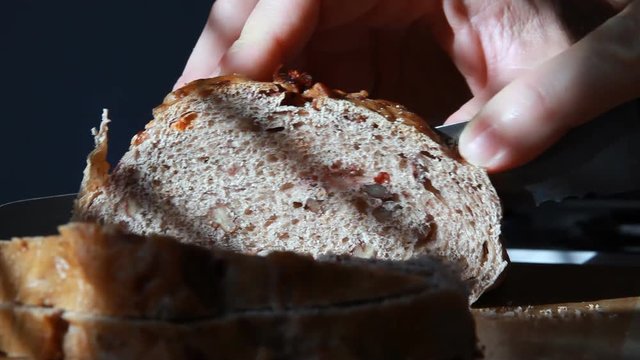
[604,0,635,11]
[216,0,320,81]
[459,1,640,172]
[305,24,376,92]
[175,0,259,90]
[445,96,486,124]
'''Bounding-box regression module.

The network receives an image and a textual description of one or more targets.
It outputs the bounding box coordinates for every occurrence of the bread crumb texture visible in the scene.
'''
[76,72,507,302]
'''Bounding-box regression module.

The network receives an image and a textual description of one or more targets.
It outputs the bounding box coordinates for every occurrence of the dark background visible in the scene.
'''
[2,0,212,204]
[2,1,639,205]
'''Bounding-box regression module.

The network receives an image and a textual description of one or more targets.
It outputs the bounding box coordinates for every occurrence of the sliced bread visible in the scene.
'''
[75,72,507,302]
[0,223,458,320]
[0,223,478,360]
[0,295,478,360]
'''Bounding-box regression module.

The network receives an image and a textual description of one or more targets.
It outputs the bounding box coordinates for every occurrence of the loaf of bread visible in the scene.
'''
[0,223,452,320]
[75,72,507,302]
[0,223,479,360]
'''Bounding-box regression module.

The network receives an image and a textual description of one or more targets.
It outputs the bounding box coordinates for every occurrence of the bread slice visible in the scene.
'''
[1,296,478,360]
[0,223,478,359]
[0,223,458,320]
[75,72,507,302]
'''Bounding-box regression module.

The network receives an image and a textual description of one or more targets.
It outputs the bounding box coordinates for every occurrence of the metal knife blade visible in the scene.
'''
[436,101,640,208]
[0,194,76,239]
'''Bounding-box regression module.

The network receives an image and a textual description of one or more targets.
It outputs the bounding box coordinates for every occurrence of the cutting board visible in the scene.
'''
[474,263,640,359]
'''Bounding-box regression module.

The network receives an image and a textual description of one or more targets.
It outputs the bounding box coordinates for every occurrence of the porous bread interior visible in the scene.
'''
[84,80,505,300]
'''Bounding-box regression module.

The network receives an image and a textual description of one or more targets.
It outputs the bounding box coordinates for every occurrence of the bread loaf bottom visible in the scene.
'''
[0,223,462,320]
[1,291,478,360]
[0,223,479,359]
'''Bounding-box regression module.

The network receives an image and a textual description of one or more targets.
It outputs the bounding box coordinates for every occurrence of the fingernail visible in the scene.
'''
[459,123,506,169]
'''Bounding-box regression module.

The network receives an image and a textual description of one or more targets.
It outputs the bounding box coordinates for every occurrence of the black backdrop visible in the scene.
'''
[2,0,213,204]
[3,1,638,205]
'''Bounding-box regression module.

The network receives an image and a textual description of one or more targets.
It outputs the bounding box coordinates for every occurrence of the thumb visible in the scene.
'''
[459,1,640,172]
[444,96,487,125]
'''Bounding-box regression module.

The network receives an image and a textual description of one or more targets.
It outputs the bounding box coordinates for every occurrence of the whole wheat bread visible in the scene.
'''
[0,223,478,360]
[0,223,456,320]
[75,72,507,302]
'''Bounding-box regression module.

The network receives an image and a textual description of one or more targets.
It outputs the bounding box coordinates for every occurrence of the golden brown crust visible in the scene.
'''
[164,72,449,145]
[0,306,66,360]
[74,112,111,218]
[0,223,449,320]
[155,75,252,115]
[273,68,315,93]
[1,291,478,360]
[0,223,477,359]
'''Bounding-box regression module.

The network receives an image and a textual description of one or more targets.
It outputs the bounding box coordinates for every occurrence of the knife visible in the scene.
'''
[0,194,76,239]
[435,101,640,209]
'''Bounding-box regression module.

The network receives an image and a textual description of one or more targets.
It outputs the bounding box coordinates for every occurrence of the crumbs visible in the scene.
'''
[475,303,617,320]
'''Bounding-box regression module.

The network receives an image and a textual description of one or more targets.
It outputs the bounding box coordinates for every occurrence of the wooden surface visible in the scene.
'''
[473,263,640,360]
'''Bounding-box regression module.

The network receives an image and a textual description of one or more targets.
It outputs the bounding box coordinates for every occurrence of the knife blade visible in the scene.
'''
[0,194,76,239]
[435,101,640,209]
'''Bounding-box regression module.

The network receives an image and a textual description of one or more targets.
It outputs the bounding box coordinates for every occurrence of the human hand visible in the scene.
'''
[175,0,640,172]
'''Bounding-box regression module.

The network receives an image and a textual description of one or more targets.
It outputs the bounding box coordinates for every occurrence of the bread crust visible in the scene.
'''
[0,223,478,359]
[1,293,478,360]
[74,110,111,215]
[0,223,463,320]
